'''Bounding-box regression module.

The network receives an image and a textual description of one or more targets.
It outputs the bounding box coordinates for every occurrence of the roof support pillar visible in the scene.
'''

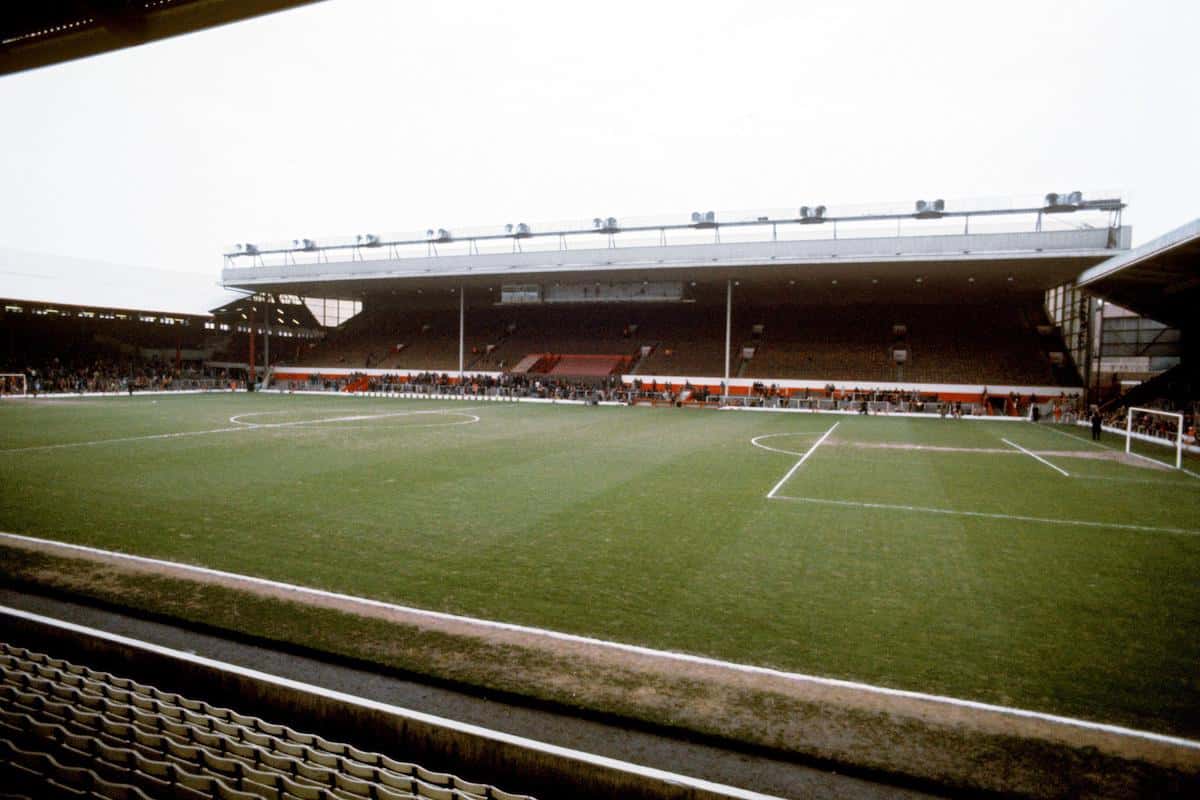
[723,279,732,404]
[262,295,271,389]
[458,284,465,382]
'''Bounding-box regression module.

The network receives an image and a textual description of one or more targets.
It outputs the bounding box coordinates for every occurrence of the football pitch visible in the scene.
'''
[1,392,1199,738]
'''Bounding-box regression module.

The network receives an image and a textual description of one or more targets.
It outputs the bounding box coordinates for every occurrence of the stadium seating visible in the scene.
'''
[737,301,1069,386]
[0,641,534,800]
[274,296,1078,387]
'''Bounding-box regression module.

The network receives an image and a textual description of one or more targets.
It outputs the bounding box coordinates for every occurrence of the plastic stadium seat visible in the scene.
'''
[1,641,536,800]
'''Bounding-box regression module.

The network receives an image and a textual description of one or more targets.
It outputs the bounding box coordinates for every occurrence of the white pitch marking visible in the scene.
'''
[0,426,249,453]
[252,409,480,430]
[765,422,839,499]
[1,531,1197,751]
[1071,474,1199,489]
[1041,426,1200,482]
[1041,424,1112,451]
[1002,437,1069,476]
[0,408,480,454]
[768,494,1199,536]
[749,432,822,457]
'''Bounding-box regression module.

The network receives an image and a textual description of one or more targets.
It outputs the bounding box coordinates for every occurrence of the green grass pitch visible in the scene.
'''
[1,393,1198,736]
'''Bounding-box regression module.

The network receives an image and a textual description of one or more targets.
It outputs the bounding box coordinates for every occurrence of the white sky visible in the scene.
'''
[1,0,1197,277]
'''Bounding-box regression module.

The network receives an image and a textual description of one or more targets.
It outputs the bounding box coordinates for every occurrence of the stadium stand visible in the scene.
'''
[279,297,1075,388]
[0,641,534,800]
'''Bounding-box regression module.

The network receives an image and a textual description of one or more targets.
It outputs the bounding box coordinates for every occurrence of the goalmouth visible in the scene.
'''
[0,373,26,398]
[1126,406,1184,470]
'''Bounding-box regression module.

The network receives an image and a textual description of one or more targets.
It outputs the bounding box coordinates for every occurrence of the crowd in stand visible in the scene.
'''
[12,355,1192,443]
[1106,404,1197,444]
[3,358,231,395]
[291,371,630,402]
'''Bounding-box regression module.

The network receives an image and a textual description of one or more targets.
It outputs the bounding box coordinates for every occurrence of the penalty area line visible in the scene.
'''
[765,421,838,499]
[1001,438,1069,476]
[768,494,1200,536]
[0,530,1197,752]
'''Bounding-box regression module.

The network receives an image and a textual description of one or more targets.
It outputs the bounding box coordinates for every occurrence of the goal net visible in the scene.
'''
[0,373,26,397]
[1125,406,1184,469]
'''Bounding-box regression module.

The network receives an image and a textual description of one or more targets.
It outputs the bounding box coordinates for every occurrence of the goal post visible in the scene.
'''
[0,373,27,397]
[1126,406,1183,470]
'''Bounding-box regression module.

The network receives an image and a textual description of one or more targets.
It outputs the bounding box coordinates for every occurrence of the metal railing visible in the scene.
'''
[225,192,1125,268]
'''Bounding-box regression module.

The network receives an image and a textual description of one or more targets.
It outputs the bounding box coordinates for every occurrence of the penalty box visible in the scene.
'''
[760,420,1200,537]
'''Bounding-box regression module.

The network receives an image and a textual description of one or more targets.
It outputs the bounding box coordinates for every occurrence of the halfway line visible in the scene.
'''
[766,421,839,499]
[1002,437,1069,476]
[0,407,481,454]
[769,495,1199,536]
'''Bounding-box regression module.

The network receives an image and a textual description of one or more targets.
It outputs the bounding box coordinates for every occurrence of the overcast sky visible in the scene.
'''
[1,0,1196,277]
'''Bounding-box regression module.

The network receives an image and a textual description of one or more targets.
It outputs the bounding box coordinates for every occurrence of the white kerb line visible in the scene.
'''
[766,421,839,499]
[1001,438,1069,477]
[3,531,1198,750]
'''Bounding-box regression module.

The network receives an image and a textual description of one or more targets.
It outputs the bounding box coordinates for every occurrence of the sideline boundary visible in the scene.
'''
[2,530,1197,752]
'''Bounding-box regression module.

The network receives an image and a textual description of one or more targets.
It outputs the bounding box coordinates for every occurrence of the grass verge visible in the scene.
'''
[3,543,1197,799]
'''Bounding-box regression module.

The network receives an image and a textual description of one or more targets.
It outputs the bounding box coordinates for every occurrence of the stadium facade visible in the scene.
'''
[218,193,1155,406]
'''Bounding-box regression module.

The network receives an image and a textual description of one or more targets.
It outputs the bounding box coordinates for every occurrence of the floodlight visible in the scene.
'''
[914,199,945,219]
[509,223,531,237]
[690,210,716,227]
[799,205,826,224]
[1044,191,1083,213]
[243,243,259,255]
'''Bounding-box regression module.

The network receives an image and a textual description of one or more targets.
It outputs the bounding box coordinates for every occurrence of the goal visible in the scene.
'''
[0,373,26,397]
[1125,406,1184,469]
